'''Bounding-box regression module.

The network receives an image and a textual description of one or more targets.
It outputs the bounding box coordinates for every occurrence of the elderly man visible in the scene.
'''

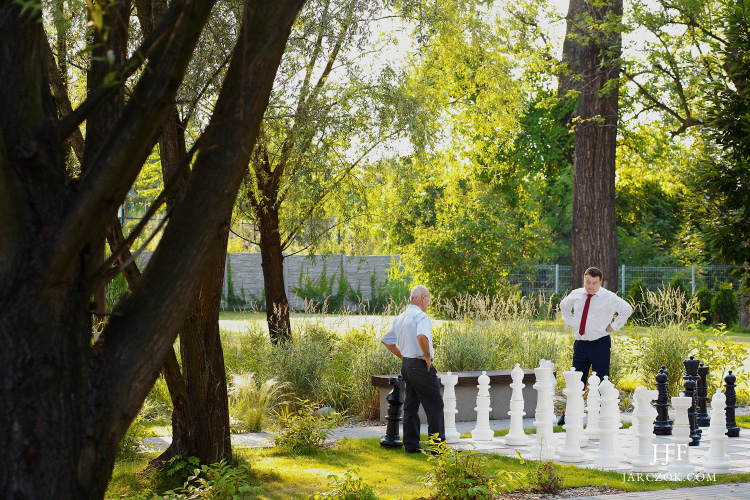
[381,284,445,453]
[557,266,633,425]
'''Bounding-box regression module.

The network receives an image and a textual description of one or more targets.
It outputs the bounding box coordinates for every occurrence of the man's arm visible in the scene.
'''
[558,292,575,328]
[381,340,402,359]
[609,295,634,331]
[417,334,432,372]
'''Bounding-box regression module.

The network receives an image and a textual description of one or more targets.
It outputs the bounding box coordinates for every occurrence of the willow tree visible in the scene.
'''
[0,0,304,498]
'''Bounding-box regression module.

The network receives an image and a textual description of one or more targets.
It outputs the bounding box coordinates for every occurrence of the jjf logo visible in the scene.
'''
[653,443,688,465]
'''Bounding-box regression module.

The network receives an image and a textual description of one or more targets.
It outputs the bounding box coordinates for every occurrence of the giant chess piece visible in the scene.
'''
[704,390,731,473]
[696,363,711,427]
[631,387,659,472]
[558,368,586,462]
[593,376,621,469]
[683,357,701,445]
[627,388,640,461]
[380,376,405,448]
[505,363,529,446]
[725,370,740,437]
[584,371,602,440]
[471,371,494,441]
[440,371,461,443]
[654,366,673,435]
[667,394,695,475]
[531,363,555,460]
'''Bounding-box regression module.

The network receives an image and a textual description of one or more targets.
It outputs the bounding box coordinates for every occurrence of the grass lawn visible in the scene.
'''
[107,437,750,499]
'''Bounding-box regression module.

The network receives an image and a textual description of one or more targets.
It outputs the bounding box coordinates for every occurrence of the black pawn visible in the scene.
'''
[654,366,673,435]
[725,371,740,438]
[381,376,406,448]
[696,363,711,427]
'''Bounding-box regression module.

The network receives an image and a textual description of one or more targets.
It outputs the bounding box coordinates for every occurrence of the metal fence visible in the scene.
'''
[506,264,738,296]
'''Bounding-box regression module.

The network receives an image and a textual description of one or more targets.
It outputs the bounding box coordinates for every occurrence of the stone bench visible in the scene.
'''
[371,369,538,423]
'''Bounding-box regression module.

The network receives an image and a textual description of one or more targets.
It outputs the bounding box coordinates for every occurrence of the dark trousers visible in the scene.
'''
[572,335,612,387]
[401,357,445,451]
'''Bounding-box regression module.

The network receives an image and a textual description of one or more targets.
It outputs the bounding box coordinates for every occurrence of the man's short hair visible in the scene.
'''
[584,267,603,280]
[410,284,430,300]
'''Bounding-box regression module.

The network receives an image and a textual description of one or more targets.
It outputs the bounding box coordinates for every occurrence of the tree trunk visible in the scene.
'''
[258,201,292,343]
[569,0,623,293]
[0,0,304,497]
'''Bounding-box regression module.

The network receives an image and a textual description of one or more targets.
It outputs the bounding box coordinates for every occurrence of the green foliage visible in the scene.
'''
[106,272,130,313]
[691,323,749,394]
[711,283,739,325]
[228,373,289,433]
[693,285,714,325]
[118,413,146,456]
[633,328,692,397]
[161,460,261,499]
[141,376,172,421]
[531,460,563,494]
[309,468,378,500]
[626,279,648,322]
[293,264,348,313]
[164,455,202,485]
[347,258,412,313]
[422,440,525,500]
[273,399,337,454]
[668,276,691,302]
[224,259,248,309]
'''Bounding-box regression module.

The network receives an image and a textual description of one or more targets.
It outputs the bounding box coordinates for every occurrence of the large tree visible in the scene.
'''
[563,0,624,291]
[0,1,304,499]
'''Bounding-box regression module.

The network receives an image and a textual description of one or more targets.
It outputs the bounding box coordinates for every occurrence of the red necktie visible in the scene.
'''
[579,293,593,336]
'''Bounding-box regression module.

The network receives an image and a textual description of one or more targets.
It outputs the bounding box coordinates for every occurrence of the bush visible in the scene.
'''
[421,440,525,500]
[273,399,337,453]
[668,276,691,302]
[294,264,348,313]
[161,460,260,499]
[711,283,739,325]
[693,285,714,325]
[626,278,648,323]
[635,328,691,397]
[309,468,378,500]
[690,323,750,395]
[228,372,289,432]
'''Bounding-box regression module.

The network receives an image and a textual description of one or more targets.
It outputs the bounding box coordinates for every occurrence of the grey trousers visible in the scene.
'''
[401,357,445,451]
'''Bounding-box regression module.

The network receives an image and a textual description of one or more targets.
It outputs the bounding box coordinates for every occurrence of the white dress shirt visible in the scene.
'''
[381,304,434,358]
[559,287,633,341]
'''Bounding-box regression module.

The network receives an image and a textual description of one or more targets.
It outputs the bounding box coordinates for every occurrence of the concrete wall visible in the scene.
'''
[138,252,400,309]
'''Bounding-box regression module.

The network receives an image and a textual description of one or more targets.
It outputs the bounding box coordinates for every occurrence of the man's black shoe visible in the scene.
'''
[405,446,426,454]
[557,414,565,426]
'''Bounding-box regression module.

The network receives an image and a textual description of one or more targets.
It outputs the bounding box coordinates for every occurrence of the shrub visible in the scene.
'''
[690,323,750,395]
[711,283,739,325]
[161,460,260,499]
[293,264,348,313]
[635,328,691,396]
[223,259,248,309]
[273,398,337,453]
[626,279,648,323]
[668,276,691,302]
[693,285,714,325]
[421,440,525,500]
[532,460,563,494]
[228,372,289,432]
[118,413,146,456]
[141,375,172,421]
[309,468,378,500]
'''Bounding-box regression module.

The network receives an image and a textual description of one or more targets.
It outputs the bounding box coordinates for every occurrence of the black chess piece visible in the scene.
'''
[654,365,673,435]
[696,363,711,427]
[725,370,740,438]
[380,376,405,447]
[683,357,701,445]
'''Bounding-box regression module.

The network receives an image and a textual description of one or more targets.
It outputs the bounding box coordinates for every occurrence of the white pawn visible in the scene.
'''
[471,371,493,441]
[631,387,659,472]
[440,372,461,443]
[505,364,529,446]
[558,368,585,462]
[667,394,695,475]
[593,376,621,469]
[531,364,555,460]
[584,372,601,440]
[704,390,731,474]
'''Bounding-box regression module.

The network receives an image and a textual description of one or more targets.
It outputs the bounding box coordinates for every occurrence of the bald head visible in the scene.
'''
[410,284,431,312]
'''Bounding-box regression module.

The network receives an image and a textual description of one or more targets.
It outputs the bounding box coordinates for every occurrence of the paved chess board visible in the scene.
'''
[453,427,750,475]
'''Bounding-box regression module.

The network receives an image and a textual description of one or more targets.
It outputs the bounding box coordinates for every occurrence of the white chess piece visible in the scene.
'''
[627,389,640,461]
[558,367,585,462]
[703,390,731,474]
[505,363,529,446]
[584,371,601,440]
[471,371,493,441]
[667,394,695,475]
[440,371,461,443]
[593,376,621,469]
[631,387,659,472]
[531,363,555,460]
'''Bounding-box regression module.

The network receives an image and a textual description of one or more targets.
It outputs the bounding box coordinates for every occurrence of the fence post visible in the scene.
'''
[692,265,696,295]
[621,264,626,295]
[555,264,559,295]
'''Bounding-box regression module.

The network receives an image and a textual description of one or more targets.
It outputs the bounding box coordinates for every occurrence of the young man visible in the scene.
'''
[381,284,445,453]
[557,267,633,425]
